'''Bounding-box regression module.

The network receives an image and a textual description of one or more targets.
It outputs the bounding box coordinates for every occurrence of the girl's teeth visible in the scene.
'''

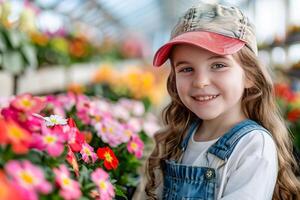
[195,95,218,101]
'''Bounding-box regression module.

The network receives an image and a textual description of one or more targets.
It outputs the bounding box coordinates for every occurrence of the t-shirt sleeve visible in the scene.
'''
[219,130,278,200]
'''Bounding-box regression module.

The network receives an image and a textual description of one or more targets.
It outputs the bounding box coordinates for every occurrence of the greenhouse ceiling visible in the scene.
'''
[9,0,250,51]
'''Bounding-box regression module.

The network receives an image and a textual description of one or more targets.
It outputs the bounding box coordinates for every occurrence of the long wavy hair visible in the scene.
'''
[145,46,300,199]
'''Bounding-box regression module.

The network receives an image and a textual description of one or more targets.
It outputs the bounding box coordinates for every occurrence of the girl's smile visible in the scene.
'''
[192,94,220,104]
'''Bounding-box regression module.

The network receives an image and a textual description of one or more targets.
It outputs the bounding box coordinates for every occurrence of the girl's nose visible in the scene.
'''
[192,73,210,88]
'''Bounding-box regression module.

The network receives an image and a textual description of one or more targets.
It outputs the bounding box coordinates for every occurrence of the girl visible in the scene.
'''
[144,3,300,200]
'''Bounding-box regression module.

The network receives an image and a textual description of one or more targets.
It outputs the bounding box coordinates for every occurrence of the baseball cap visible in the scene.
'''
[153,3,257,67]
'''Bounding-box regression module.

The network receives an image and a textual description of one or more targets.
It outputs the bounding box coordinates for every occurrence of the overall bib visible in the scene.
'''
[162,119,269,200]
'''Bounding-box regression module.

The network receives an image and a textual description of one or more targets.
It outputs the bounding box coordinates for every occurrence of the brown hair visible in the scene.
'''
[145,46,300,199]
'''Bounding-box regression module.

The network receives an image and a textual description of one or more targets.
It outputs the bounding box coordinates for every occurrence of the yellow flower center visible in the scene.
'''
[131,142,138,150]
[9,126,24,140]
[62,177,71,187]
[21,99,33,108]
[108,127,113,134]
[50,118,58,124]
[20,171,35,185]
[84,147,91,156]
[95,116,102,122]
[99,181,107,190]
[125,130,132,137]
[104,152,112,162]
[44,135,56,144]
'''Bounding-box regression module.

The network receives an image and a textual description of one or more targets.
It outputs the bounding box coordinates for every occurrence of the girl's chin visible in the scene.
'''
[194,113,220,120]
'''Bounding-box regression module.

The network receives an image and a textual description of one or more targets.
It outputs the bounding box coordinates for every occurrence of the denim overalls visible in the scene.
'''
[162,119,270,200]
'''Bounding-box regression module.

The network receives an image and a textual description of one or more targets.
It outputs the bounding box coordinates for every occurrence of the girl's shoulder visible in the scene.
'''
[229,128,277,166]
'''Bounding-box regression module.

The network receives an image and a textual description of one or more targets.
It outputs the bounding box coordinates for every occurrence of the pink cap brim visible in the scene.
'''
[153,31,246,67]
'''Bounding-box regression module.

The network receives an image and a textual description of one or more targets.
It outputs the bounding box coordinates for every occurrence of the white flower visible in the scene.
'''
[44,115,67,126]
[36,114,68,126]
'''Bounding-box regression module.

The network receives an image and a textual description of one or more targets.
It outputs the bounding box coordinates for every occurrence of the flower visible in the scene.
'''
[127,135,144,158]
[95,118,128,147]
[80,142,98,163]
[97,147,119,170]
[0,119,32,154]
[0,171,23,200]
[66,146,79,177]
[91,168,115,200]
[274,83,296,102]
[76,95,91,124]
[44,115,67,126]
[11,94,45,113]
[1,108,43,132]
[287,108,300,122]
[5,160,52,200]
[66,118,85,152]
[38,125,67,157]
[53,165,81,200]
[142,113,161,137]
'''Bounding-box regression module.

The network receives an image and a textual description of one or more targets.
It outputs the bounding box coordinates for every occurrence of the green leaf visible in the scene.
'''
[83,182,95,191]
[79,165,90,184]
[115,185,128,200]
[2,51,24,74]
[79,197,90,200]
[0,31,7,52]
[6,29,22,48]
[21,44,37,68]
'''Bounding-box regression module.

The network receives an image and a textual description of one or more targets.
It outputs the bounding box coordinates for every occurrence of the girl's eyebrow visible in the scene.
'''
[174,61,190,67]
[208,55,230,60]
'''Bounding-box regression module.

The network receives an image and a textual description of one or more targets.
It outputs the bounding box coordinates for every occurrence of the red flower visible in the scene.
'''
[0,119,32,154]
[274,83,296,102]
[287,109,300,122]
[0,171,23,200]
[67,118,85,152]
[97,147,119,170]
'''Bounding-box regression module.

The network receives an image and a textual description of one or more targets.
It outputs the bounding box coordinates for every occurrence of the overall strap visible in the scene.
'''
[208,119,271,161]
[180,119,201,151]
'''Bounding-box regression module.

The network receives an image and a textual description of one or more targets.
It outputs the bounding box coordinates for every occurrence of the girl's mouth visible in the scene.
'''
[192,94,220,102]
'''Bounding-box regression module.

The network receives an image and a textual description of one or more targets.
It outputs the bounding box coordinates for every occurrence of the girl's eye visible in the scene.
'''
[179,67,193,73]
[212,63,226,69]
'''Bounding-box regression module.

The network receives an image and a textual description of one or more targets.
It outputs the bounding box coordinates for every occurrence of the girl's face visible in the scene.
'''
[171,44,250,121]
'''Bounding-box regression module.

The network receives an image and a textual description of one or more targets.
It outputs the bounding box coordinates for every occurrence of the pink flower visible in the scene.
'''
[118,98,145,117]
[76,95,91,124]
[91,168,115,200]
[58,92,76,110]
[111,104,130,120]
[127,135,144,158]
[5,160,52,200]
[89,102,112,126]
[45,95,67,117]
[142,114,161,137]
[38,125,67,157]
[80,142,98,163]
[53,165,81,200]
[66,146,79,177]
[11,94,45,113]
[1,107,43,132]
[127,117,142,133]
[95,118,127,147]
